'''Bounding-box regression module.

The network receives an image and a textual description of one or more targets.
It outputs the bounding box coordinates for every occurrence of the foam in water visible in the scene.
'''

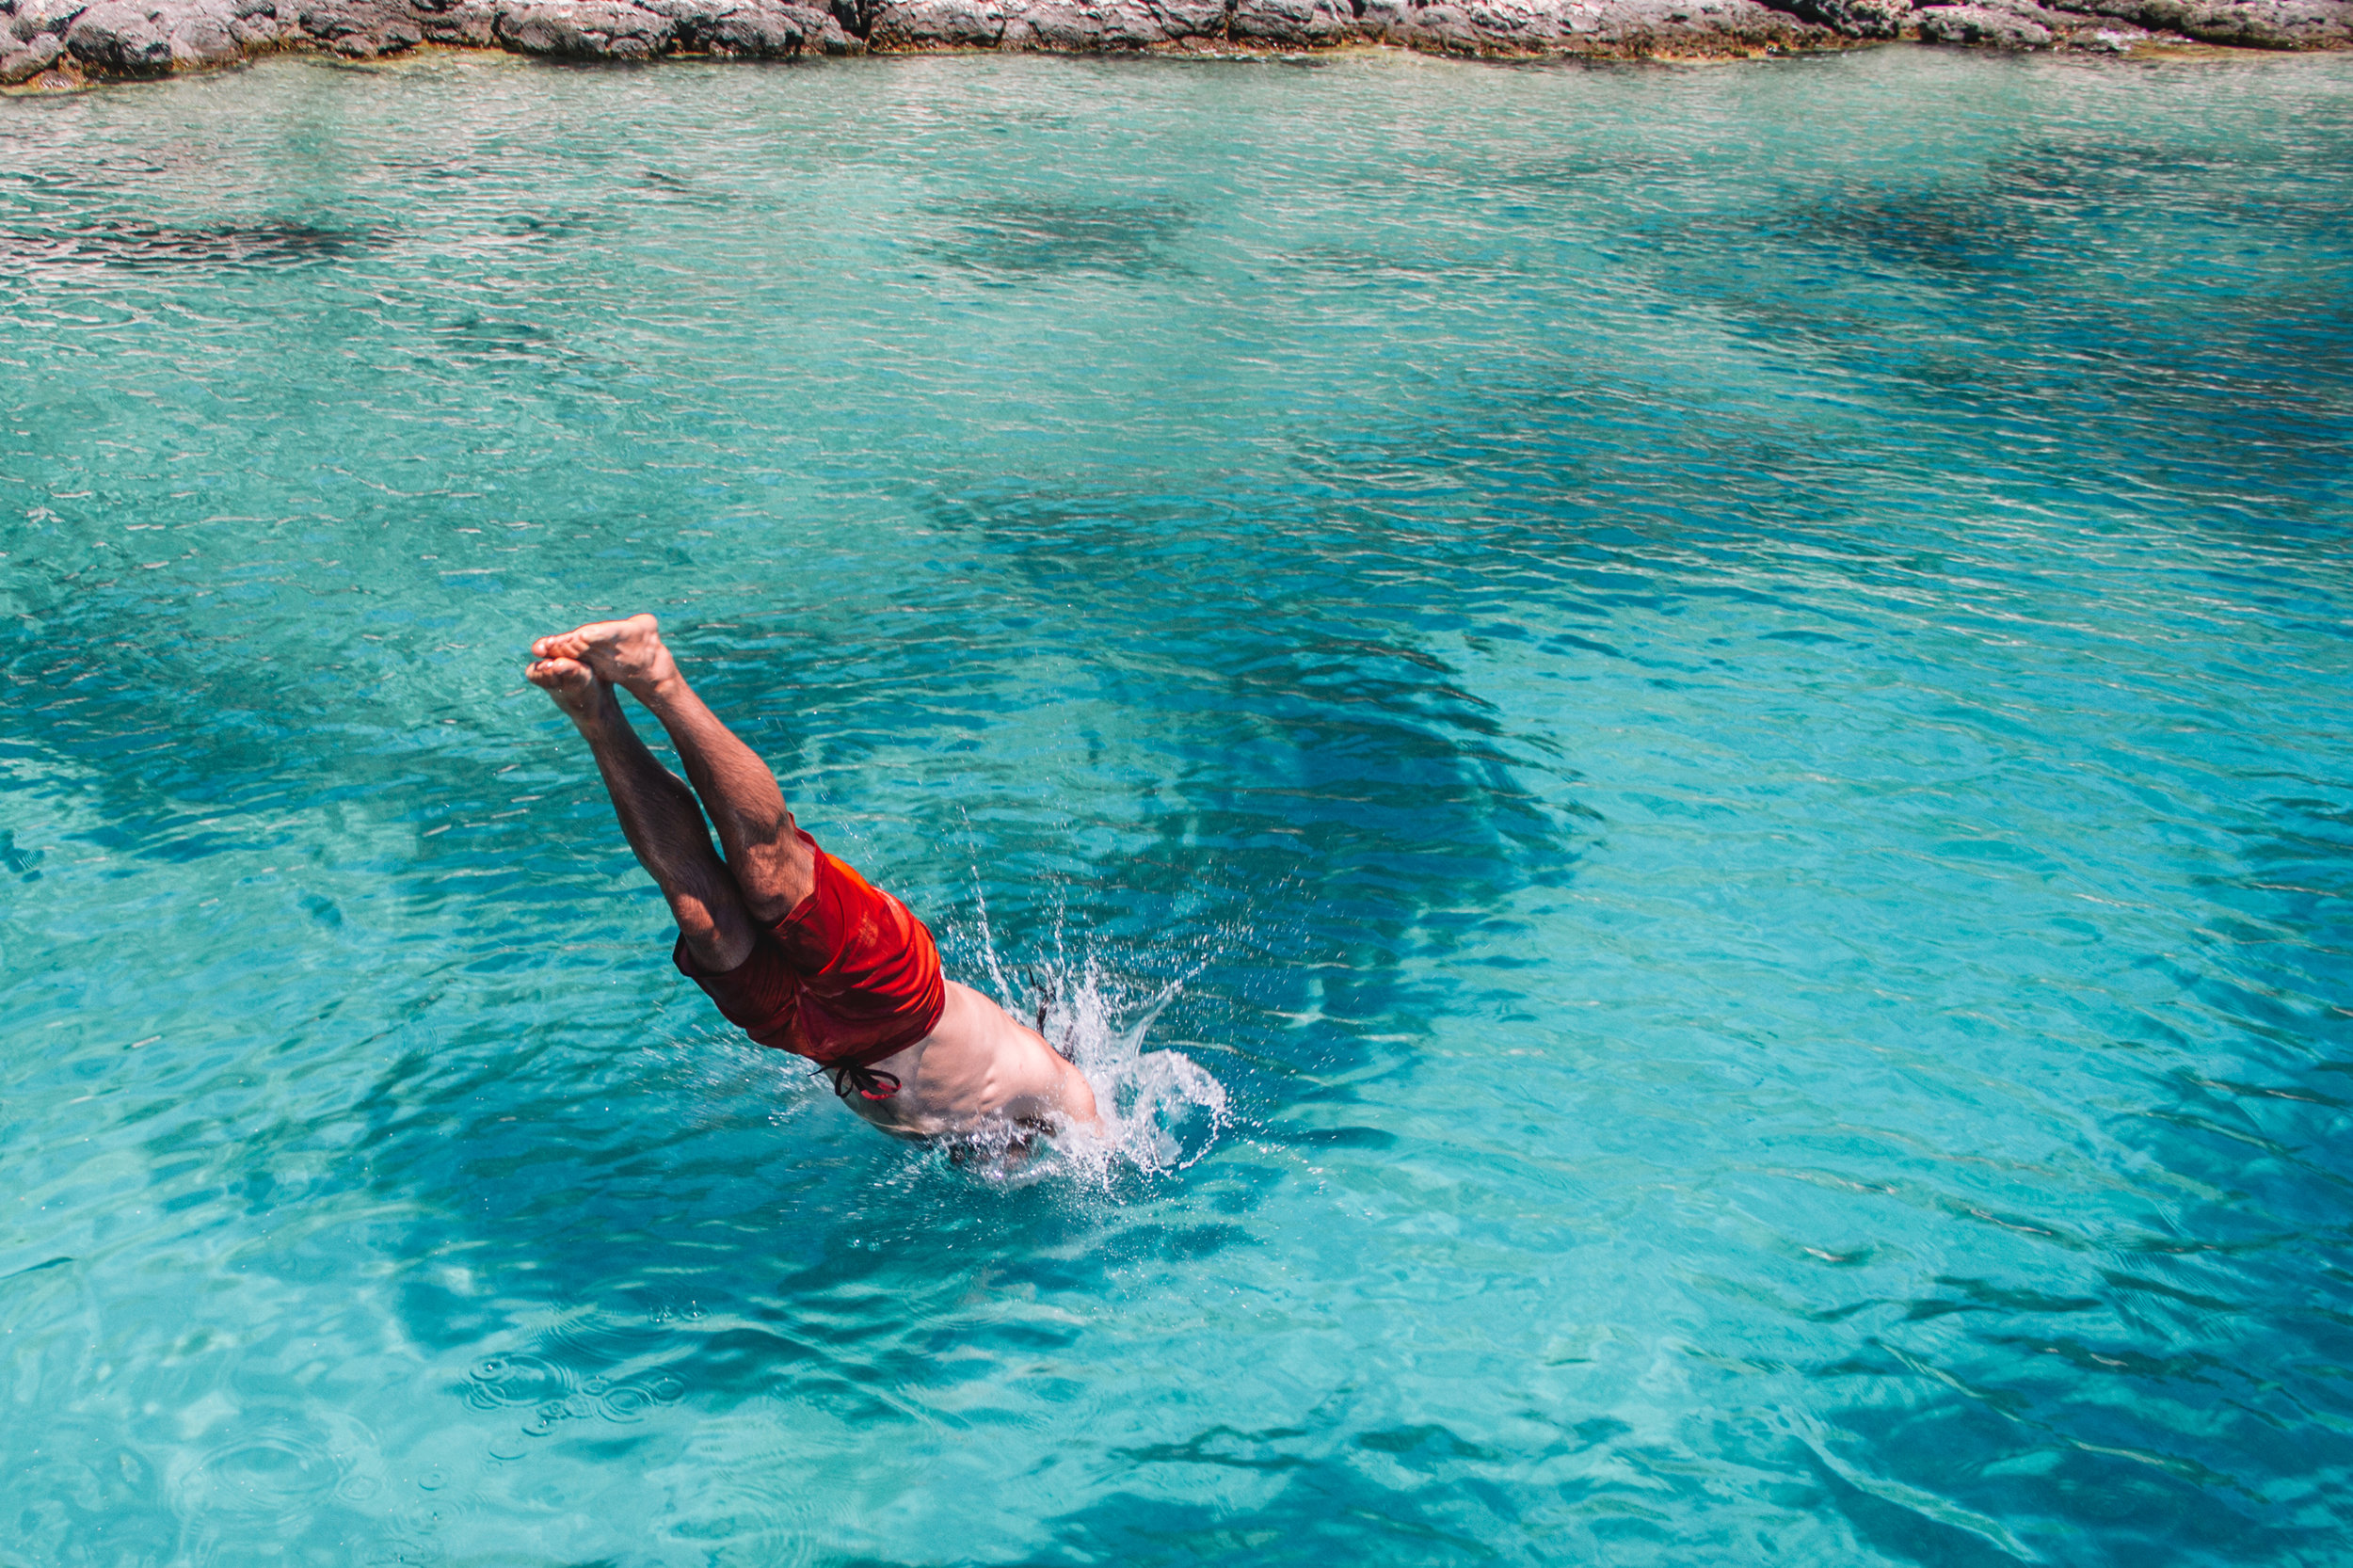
[952,876,1230,1186]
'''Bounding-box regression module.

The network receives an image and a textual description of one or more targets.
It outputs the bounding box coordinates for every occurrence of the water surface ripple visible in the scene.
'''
[3,47,2351,1568]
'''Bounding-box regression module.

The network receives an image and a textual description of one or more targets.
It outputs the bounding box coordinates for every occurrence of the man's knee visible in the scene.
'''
[673,891,754,973]
[734,830,816,923]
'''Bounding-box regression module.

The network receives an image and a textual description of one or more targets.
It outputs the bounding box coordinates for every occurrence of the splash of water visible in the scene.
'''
[954,877,1228,1188]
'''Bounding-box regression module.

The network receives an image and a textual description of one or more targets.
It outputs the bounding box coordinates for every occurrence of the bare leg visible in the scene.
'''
[526,655,755,971]
[529,628,1105,1142]
[532,616,813,922]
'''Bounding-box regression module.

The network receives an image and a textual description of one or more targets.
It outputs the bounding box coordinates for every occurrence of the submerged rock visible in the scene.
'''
[2,0,2346,84]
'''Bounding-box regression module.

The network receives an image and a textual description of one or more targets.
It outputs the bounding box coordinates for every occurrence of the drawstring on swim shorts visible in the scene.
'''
[820,1061,902,1101]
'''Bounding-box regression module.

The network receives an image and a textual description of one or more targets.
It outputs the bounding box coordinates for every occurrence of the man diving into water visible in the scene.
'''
[525,615,1101,1144]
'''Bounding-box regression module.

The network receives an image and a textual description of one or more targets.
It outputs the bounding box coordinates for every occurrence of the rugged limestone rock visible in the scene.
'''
[868,0,1000,45]
[409,0,500,44]
[495,0,671,52]
[12,0,91,40]
[65,2,176,72]
[997,2,1162,49]
[2074,0,2352,43]
[297,0,424,52]
[164,0,242,62]
[1231,0,1353,46]
[1,0,2345,88]
[865,0,1839,53]
[1780,0,2352,43]
[0,27,63,74]
[1913,1,2054,40]
[1776,0,1910,36]
[639,0,853,56]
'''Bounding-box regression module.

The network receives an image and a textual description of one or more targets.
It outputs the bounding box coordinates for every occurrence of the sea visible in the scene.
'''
[3,43,2350,1566]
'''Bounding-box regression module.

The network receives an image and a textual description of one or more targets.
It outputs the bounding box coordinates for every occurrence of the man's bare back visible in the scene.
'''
[524,614,1100,1145]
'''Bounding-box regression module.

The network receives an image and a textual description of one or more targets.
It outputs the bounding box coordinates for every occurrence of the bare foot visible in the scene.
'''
[529,614,677,696]
[525,656,611,728]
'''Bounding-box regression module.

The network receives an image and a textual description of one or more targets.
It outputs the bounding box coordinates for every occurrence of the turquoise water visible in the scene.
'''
[4,42,2352,1564]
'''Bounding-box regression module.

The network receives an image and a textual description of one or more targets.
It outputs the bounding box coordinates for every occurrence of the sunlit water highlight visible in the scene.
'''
[3,44,2351,1567]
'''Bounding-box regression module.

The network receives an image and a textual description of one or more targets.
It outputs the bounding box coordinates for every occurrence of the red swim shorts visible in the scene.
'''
[673,830,947,1085]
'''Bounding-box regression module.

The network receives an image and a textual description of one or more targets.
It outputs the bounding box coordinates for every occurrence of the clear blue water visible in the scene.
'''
[4,44,2351,1566]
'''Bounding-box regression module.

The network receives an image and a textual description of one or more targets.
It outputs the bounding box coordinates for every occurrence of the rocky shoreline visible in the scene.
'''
[2,0,2347,89]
